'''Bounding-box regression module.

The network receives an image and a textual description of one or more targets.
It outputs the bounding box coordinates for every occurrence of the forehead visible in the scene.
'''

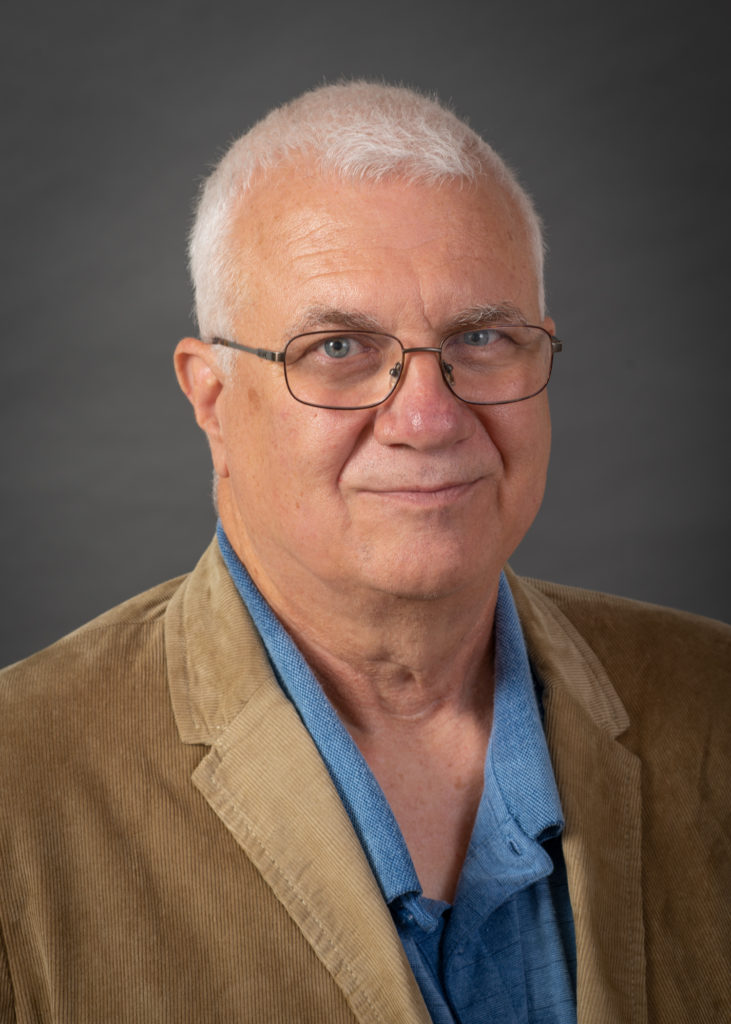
[229,164,541,332]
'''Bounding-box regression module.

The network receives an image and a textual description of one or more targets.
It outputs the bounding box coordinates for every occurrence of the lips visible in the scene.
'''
[370,482,473,493]
[356,479,483,508]
[343,457,493,497]
[358,473,484,493]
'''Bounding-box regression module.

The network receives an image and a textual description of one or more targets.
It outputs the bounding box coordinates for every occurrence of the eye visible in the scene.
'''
[287,331,391,371]
[460,329,501,347]
[321,335,362,359]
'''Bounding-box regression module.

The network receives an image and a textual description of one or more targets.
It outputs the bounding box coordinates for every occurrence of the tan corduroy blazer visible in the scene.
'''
[1,541,729,1023]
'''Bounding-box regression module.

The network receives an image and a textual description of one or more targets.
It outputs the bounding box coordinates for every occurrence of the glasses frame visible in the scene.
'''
[211,326,563,410]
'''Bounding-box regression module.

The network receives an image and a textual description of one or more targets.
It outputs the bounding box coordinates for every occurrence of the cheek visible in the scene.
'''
[479,398,551,473]
[225,393,369,511]
[480,400,551,556]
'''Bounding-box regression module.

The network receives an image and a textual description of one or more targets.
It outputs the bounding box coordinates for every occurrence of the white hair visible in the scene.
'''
[189,81,545,353]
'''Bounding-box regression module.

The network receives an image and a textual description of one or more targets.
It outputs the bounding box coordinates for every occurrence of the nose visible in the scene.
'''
[373,347,474,450]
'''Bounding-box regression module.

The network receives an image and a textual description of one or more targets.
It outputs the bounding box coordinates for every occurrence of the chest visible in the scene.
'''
[359,720,490,901]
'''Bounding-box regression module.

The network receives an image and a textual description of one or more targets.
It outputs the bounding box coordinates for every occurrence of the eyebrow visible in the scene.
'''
[287,306,384,336]
[447,303,528,330]
[286,301,529,338]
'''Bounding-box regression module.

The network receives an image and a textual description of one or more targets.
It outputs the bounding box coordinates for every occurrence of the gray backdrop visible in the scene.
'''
[3,0,729,666]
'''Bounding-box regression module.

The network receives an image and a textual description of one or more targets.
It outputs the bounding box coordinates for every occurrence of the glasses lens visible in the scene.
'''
[284,331,402,409]
[442,324,553,404]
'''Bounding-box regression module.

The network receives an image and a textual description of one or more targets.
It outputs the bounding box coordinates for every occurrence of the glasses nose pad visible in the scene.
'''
[388,361,403,388]
[441,361,455,386]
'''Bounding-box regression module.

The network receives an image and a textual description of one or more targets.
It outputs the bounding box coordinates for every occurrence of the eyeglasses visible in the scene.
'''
[211,324,563,410]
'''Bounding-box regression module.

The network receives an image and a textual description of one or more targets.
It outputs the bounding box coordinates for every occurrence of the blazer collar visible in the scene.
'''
[507,568,648,1024]
[165,541,431,1024]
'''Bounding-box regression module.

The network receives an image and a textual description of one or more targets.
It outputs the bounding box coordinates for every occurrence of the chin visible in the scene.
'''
[355,540,494,603]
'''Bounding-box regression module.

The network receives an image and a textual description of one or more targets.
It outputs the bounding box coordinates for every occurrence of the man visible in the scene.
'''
[0,82,728,1024]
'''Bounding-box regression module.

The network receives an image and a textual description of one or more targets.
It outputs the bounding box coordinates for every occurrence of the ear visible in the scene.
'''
[174,337,230,478]
[542,315,557,337]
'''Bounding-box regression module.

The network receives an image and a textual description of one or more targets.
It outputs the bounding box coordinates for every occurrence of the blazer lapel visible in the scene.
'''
[165,542,431,1024]
[508,570,648,1024]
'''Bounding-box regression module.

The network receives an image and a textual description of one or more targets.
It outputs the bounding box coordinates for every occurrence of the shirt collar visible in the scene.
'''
[488,572,564,844]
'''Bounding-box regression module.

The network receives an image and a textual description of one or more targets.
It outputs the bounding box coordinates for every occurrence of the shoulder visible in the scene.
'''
[1,572,186,679]
[506,569,729,761]
[0,572,188,759]
[509,571,730,780]
[518,573,728,675]
[517,575,729,697]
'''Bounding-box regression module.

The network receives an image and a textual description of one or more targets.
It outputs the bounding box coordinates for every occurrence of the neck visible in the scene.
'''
[289,595,497,733]
[219,506,499,735]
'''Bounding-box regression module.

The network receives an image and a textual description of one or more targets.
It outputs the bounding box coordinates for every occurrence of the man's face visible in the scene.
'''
[197,166,552,605]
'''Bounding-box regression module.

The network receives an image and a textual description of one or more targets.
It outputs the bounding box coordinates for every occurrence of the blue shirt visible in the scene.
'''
[218,524,577,1023]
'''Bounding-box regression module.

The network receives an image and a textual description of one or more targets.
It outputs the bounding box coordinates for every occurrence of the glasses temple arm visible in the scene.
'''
[211,338,285,363]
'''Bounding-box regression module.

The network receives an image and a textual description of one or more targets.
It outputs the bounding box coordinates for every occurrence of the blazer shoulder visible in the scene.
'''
[519,576,729,667]
[512,572,730,745]
[0,570,197,843]
[0,571,188,726]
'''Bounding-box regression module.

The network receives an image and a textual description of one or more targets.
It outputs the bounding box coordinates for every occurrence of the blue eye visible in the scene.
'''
[461,329,498,347]
[322,337,354,359]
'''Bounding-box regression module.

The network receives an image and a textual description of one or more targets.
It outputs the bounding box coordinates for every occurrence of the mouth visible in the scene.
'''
[360,479,482,507]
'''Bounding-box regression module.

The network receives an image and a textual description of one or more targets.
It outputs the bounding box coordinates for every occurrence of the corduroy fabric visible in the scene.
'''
[0,542,728,1023]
